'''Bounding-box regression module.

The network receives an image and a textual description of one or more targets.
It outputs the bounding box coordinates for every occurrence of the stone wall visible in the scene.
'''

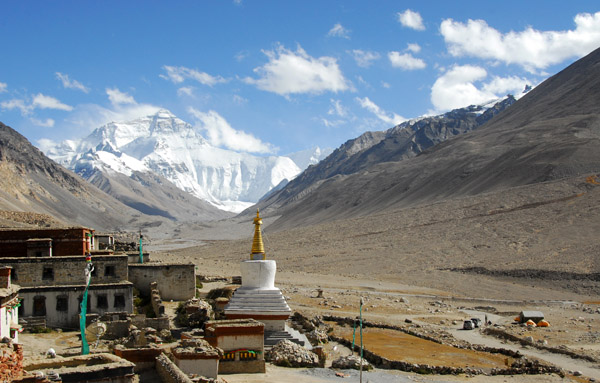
[23,353,135,382]
[3,255,129,288]
[19,283,133,329]
[155,353,193,383]
[100,313,170,340]
[113,346,163,373]
[150,282,166,317]
[126,253,149,264]
[128,264,195,301]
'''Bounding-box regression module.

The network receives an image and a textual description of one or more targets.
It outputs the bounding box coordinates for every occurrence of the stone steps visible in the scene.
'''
[264,330,305,351]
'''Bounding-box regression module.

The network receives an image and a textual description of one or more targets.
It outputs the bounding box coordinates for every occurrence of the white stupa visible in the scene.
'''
[224,210,291,331]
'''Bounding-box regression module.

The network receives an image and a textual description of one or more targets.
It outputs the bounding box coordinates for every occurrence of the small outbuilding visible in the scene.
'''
[518,311,544,324]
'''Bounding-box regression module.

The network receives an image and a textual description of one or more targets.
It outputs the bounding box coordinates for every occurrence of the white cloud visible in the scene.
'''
[406,43,421,53]
[244,44,351,96]
[430,65,531,111]
[381,81,391,89]
[328,99,347,117]
[397,9,425,31]
[160,65,227,86]
[233,94,247,105]
[56,72,89,93]
[356,97,405,126]
[328,23,350,39]
[106,88,136,106]
[350,50,380,68]
[1,93,73,115]
[1,99,31,115]
[62,102,162,137]
[30,118,55,128]
[188,108,275,154]
[0,82,6,93]
[441,12,600,72]
[235,50,249,62]
[32,93,73,111]
[177,87,194,97]
[482,75,531,95]
[321,118,345,128]
[388,52,426,70]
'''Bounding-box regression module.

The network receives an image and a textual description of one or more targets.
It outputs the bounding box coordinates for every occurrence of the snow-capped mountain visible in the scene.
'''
[43,110,313,213]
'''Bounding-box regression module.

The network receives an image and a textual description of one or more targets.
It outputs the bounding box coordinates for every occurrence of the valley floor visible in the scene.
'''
[144,174,600,382]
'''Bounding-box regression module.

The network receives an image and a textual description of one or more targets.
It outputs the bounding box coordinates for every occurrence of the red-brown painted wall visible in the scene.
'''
[0,228,93,257]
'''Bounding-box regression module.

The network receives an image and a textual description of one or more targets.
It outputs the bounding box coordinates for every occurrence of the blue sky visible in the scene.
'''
[1,1,599,156]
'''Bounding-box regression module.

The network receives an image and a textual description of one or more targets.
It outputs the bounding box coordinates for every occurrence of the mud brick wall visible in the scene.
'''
[2,255,129,287]
[128,264,195,301]
[0,343,23,382]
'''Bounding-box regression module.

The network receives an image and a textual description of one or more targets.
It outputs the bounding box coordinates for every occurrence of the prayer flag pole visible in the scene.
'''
[359,297,364,383]
[80,253,94,355]
[139,230,144,264]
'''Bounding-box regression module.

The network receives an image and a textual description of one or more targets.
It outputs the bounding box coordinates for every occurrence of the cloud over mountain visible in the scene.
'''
[244,44,352,96]
[441,12,600,72]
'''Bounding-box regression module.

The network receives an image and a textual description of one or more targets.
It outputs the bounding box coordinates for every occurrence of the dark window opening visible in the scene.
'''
[114,294,125,308]
[18,299,24,317]
[35,251,42,257]
[33,296,46,316]
[11,269,17,281]
[42,267,54,281]
[91,267,97,277]
[96,295,108,309]
[104,265,115,277]
[56,295,68,312]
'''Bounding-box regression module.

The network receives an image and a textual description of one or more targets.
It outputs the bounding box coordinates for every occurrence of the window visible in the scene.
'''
[114,294,125,308]
[96,295,108,309]
[33,296,46,316]
[42,267,54,281]
[56,295,68,312]
[11,269,17,281]
[18,299,24,317]
[104,265,115,277]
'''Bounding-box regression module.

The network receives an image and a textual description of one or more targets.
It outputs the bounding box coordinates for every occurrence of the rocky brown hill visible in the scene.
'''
[0,122,168,230]
[254,47,600,230]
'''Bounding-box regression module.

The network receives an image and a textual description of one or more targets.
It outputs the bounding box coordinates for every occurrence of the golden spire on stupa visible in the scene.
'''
[250,209,266,260]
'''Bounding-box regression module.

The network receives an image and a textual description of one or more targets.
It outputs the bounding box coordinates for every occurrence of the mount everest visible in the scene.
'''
[42,110,330,214]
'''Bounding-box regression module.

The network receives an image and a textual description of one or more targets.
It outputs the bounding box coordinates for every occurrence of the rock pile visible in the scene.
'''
[331,355,372,370]
[176,298,214,328]
[116,325,165,348]
[266,340,319,368]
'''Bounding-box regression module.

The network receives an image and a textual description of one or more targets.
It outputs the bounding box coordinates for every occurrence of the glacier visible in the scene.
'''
[43,110,329,213]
